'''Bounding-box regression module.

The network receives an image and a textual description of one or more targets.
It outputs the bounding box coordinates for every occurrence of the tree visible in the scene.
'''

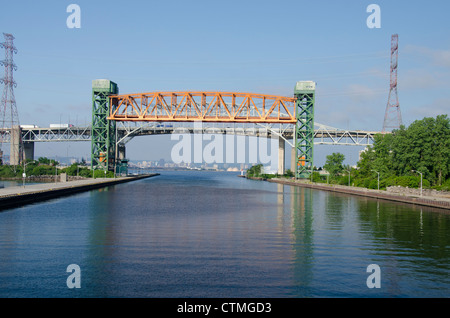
[246,164,263,177]
[391,115,450,186]
[429,115,450,185]
[37,157,50,164]
[65,163,80,176]
[354,114,450,189]
[284,169,294,178]
[323,152,345,178]
[38,157,59,166]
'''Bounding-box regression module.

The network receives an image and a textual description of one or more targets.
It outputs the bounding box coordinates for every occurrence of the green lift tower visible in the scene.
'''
[91,79,118,173]
[294,81,316,179]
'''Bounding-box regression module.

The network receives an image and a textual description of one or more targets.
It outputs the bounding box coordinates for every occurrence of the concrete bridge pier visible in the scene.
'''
[10,126,22,165]
[117,143,126,160]
[278,136,285,175]
[23,141,35,161]
[115,142,128,175]
[291,141,296,174]
[10,127,35,164]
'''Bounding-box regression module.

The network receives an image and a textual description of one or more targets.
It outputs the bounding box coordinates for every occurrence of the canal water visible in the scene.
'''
[0,171,449,298]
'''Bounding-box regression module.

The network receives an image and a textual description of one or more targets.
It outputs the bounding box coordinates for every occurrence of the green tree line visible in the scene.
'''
[354,115,450,190]
[246,164,294,179]
[319,115,450,190]
[0,157,115,179]
[247,115,450,191]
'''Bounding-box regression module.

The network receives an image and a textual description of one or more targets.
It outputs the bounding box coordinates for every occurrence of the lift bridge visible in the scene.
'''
[8,80,381,179]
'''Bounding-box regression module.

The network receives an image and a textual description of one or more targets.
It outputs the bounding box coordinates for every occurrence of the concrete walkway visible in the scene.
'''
[264,177,450,211]
[0,178,117,197]
[0,174,159,210]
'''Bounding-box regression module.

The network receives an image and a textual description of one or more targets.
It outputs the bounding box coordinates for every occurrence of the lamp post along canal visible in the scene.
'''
[412,170,423,196]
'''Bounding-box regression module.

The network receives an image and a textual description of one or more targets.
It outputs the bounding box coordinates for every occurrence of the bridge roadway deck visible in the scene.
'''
[17,125,378,146]
[0,174,159,211]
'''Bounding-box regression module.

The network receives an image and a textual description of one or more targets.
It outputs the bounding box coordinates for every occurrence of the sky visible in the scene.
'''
[0,0,449,166]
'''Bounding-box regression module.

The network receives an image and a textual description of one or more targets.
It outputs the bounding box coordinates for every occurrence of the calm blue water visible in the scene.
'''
[0,171,449,298]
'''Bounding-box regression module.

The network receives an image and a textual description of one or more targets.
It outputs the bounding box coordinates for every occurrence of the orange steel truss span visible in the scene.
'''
[108,92,297,124]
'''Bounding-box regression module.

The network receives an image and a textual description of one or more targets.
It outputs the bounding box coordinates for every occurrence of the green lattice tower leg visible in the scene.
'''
[91,79,118,173]
[294,81,316,179]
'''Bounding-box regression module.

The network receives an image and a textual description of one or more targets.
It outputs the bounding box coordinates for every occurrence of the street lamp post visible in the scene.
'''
[346,168,351,186]
[22,160,26,188]
[372,170,380,190]
[54,157,58,184]
[22,160,37,188]
[412,170,423,196]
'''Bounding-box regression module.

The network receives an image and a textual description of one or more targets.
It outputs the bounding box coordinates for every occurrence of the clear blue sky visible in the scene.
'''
[1,0,449,165]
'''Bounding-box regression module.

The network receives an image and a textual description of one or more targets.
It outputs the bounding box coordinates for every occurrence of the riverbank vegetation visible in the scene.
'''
[354,114,450,191]
[0,157,115,179]
[246,163,294,180]
[247,115,450,191]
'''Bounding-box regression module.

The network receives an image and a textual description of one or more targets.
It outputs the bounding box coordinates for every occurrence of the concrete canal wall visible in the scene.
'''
[245,176,450,211]
[0,174,159,211]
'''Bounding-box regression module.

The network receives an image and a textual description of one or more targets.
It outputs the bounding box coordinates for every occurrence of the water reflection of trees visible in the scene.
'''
[356,198,450,262]
[324,192,345,230]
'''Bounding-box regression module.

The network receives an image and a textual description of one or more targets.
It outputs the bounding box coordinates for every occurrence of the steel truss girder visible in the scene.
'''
[21,127,91,142]
[108,91,297,124]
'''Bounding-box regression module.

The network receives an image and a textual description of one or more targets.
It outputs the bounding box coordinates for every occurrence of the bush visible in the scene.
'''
[337,175,351,186]
[368,179,379,189]
[247,164,263,177]
[0,165,18,178]
[383,176,430,189]
[394,176,416,188]
[78,168,92,178]
[433,178,450,191]
[93,169,114,178]
[442,179,450,191]
[63,163,86,176]
[30,165,55,176]
[260,174,276,179]
[312,172,327,183]
[284,169,294,178]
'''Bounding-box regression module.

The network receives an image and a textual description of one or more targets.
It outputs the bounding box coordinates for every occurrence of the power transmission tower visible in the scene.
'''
[382,34,402,132]
[0,33,22,165]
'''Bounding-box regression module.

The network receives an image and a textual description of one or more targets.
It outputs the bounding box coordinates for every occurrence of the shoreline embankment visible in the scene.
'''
[242,176,450,212]
[0,174,159,211]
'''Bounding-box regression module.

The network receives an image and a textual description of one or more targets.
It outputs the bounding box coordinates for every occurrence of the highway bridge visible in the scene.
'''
[1,80,383,179]
[15,123,378,147]
[2,122,379,175]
